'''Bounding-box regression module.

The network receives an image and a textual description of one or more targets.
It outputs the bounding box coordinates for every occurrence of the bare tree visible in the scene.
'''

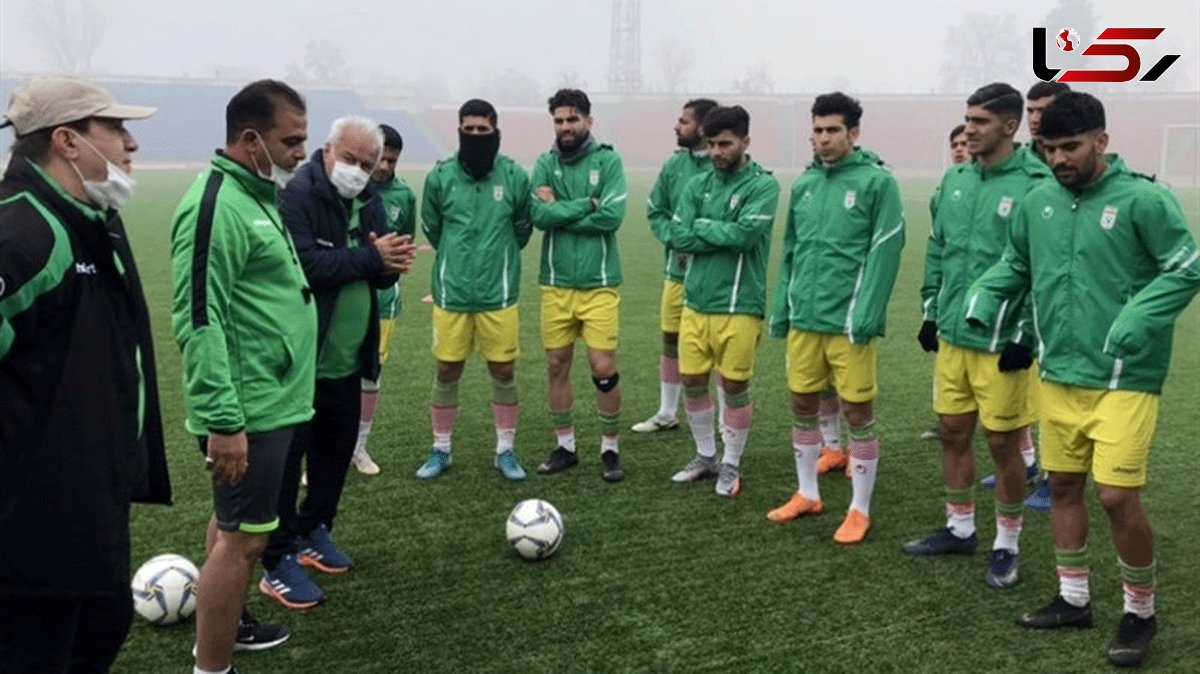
[733,62,774,95]
[26,0,106,74]
[286,40,353,85]
[938,12,1025,93]
[659,38,694,93]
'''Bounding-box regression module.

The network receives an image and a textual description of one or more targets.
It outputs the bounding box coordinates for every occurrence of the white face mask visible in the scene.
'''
[70,132,135,211]
[253,133,295,189]
[329,160,371,199]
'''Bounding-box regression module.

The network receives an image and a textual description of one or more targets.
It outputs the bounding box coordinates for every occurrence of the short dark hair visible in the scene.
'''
[458,98,498,125]
[1027,81,1070,101]
[684,98,719,125]
[949,124,966,142]
[380,124,404,153]
[966,82,1023,122]
[225,79,306,144]
[1039,91,1106,139]
[811,92,863,129]
[547,88,591,116]
[701,105,750,138]
[9,118,91,164]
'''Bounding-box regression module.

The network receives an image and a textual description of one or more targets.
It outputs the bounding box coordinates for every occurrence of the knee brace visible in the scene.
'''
[592,372,620,393]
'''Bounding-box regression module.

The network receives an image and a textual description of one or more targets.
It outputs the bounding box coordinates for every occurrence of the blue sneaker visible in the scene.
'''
[1026,478,1051,512]
[985,549,1020,589]
[901,527,978,556]
[416,449,452,480]
[298,524,353,574]
[494,450,527,481]
[258,554,325,610]
[980,461,1041,488]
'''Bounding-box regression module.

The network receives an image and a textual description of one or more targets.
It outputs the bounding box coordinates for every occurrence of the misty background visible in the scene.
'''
[0,0,1197,179]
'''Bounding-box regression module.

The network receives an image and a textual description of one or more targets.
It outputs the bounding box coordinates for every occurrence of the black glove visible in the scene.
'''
[917,321,939,352]
[998,342,1034,372]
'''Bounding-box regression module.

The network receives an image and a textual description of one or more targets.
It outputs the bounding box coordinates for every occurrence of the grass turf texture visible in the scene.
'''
[117,169,1200,673]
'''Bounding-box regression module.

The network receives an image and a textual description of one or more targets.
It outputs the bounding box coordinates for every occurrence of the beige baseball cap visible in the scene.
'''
[1,76,156,136]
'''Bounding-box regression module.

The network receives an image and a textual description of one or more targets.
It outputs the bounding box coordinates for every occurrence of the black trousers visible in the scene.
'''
[264,375,360,568]
[0,589,132,673]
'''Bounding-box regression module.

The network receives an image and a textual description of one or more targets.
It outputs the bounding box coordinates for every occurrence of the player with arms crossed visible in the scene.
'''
[664,105,779,496]
[633,97,719,434]
[530,89,629,482]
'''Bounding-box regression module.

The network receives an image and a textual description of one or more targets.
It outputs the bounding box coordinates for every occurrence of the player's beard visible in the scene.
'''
[458,130,501,180]
[556,130,589,154]
[676,130,701,149]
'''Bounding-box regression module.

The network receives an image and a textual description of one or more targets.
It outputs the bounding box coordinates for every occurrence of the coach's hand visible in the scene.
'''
[207,431,249,486]
[372,232,411,273]
[917,320,939,352]
[998,342,1034,372]
[394,234,417,274]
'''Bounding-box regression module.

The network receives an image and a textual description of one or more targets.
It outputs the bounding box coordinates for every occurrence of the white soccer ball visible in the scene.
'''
[131,553,199,625]
[506,499,564,561]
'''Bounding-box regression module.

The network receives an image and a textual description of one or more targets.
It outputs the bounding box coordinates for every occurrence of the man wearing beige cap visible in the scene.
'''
[0,76,171,671]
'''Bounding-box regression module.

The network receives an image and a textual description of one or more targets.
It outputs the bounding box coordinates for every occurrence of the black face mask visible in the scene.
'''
[458,130,501,180]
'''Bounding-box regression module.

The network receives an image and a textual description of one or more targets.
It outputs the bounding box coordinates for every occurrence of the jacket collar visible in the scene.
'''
[212,151,277,203]
[5,157,110,225]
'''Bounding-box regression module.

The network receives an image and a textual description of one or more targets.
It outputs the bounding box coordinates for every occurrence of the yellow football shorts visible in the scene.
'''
[540,286,619,351]
[933,339,1039,432]
[786,330,877,403]
[659,280,684,334]
[378,318,397,365]
[431,305,520,363]
[678,308,762,382]
[1039,380,1159,488]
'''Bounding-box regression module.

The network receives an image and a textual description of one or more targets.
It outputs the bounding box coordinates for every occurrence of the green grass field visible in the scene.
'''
[115,168,1200,673]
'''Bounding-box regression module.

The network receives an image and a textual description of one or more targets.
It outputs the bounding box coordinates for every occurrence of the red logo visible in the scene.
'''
[1033,27,1181,82]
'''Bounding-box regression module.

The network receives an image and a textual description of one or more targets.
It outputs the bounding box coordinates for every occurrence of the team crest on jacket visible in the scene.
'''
[844,190,857,209]
[588,169,600,186]
[494,185,504,201]
[388,206,401,221]
[1042,205,1054,219]
[1100,205,1119,230]
[950,189,962,201]
[730,194,741,209]
[801,190,813,202]
[997,196,1013,217]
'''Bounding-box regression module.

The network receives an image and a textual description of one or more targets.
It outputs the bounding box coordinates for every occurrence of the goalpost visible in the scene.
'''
[1159,124,1199,189]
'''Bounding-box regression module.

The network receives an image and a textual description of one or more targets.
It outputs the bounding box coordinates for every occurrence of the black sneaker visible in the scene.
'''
[1108,612,1157,668]
[537,447,579,475]
[1016,595,1094,629]
[600,450,624,482]
[236,610,291,651]
[901,527,977,556]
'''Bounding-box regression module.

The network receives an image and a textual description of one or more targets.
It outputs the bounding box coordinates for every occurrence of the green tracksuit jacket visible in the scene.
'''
[923,144,1052,352]
[665,159,779,316]
[769,147,906,344]
[530,139,627,288]
[422,154,532,312]
[171,152,317,434]
[966,155,1200,394]
[649,148,712,282]
[374,175,416,319]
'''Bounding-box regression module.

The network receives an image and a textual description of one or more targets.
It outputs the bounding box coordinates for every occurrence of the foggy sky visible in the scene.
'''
[1,0,1197,95]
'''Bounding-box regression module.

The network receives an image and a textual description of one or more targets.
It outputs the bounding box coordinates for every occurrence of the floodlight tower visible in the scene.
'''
[608,0,642,93]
